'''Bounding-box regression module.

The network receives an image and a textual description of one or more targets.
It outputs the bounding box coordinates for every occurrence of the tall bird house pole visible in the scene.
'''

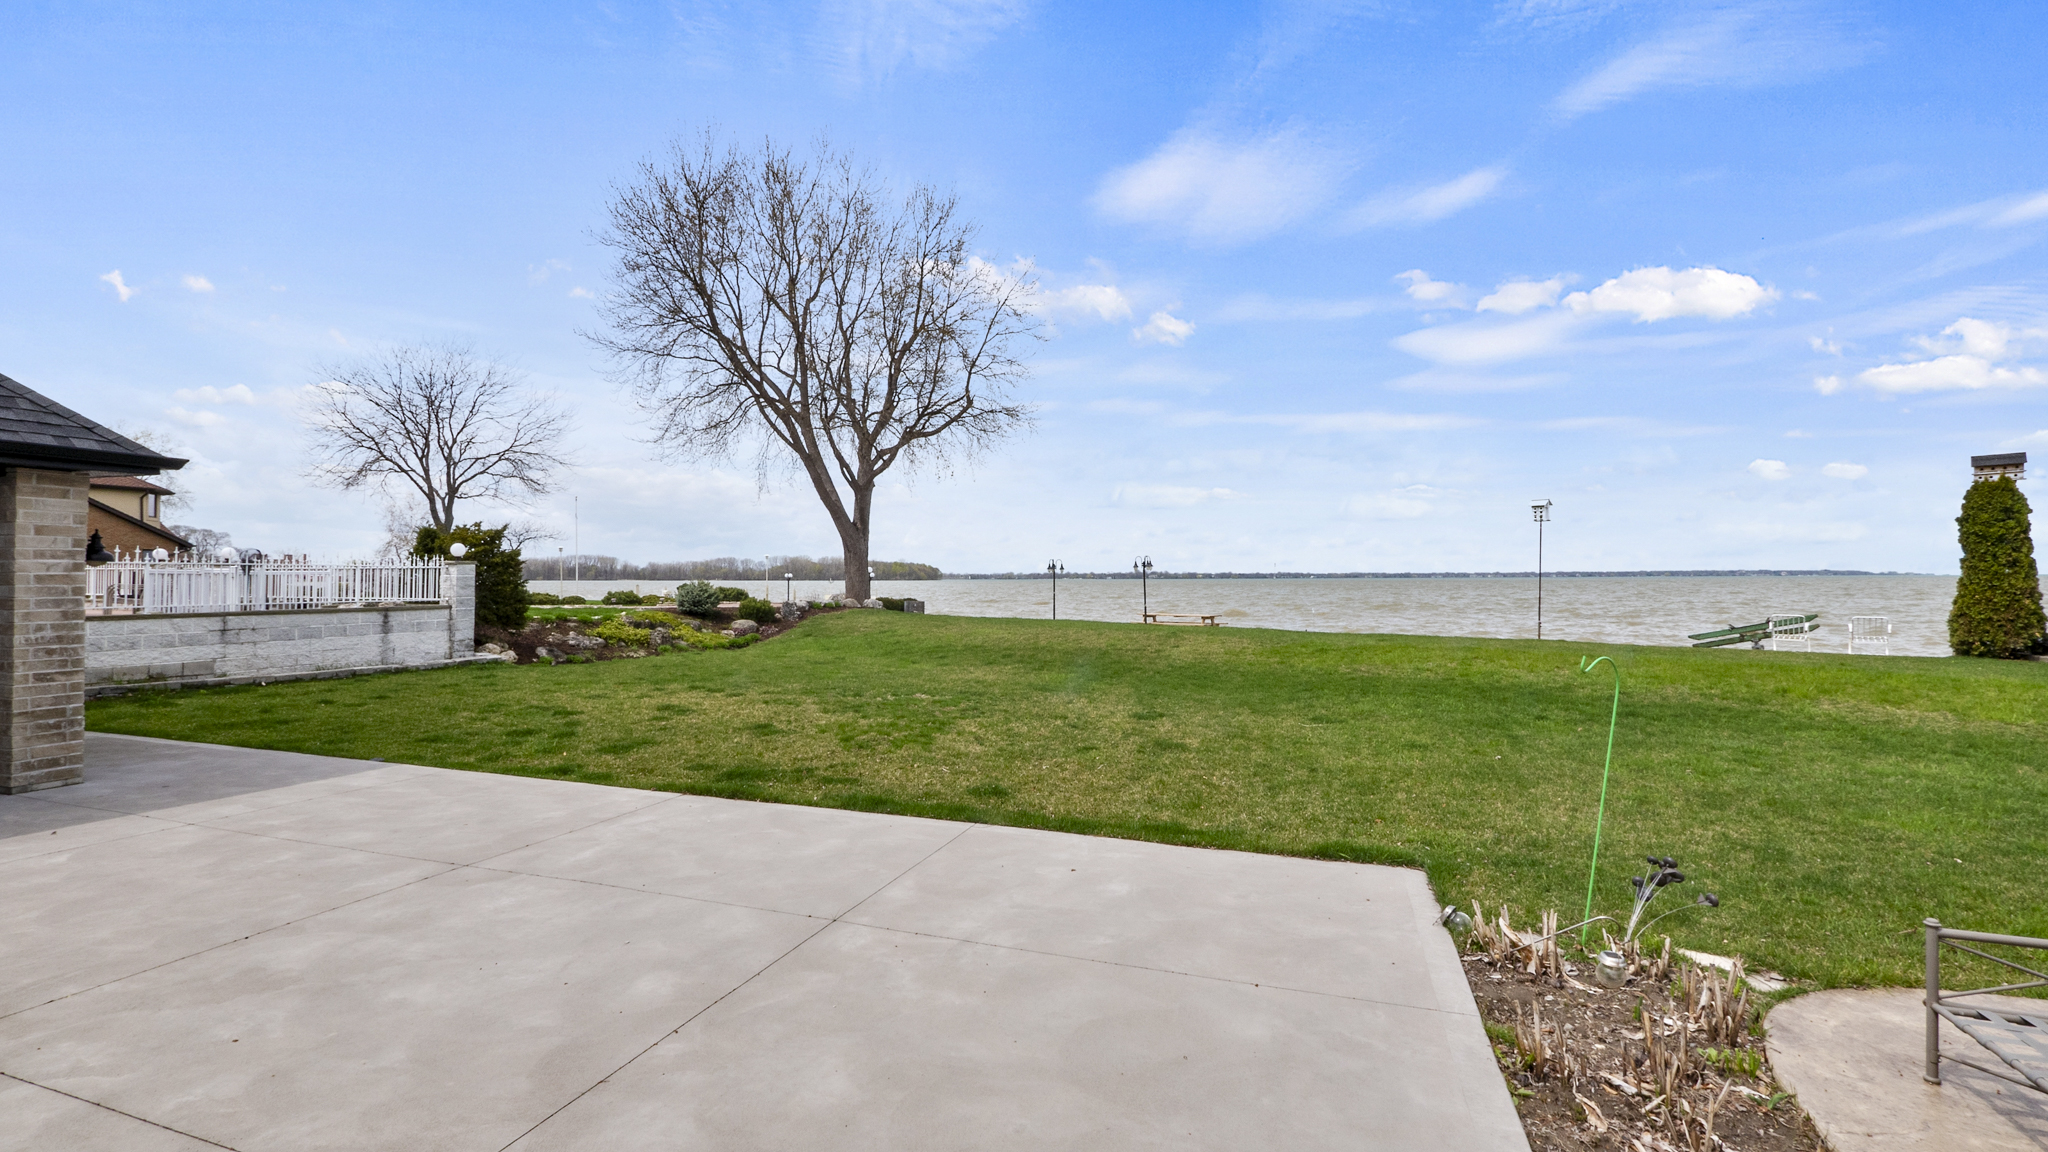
[1047,560,1063,620]
[1532,499,1552,640]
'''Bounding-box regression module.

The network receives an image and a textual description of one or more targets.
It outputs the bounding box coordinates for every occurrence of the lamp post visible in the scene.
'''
[1134,555,1152,619]
[1531,499,1553,640]
[1046,559,1063,619]
[784,573,794,604]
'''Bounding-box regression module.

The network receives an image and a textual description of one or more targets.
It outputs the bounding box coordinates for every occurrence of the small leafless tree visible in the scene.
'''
[304,346,572,532]
[591,136,1036,602]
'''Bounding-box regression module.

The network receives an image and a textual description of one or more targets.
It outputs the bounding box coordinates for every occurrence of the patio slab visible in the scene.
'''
[0,733,1528,1152]
[1767,988,2048,1151]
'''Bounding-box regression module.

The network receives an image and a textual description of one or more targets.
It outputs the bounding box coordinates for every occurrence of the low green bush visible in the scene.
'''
[527,591,562,605]
[561,595,587,605]
[878,597,906,612]
[735,598,778,624]
[674,581,721,615]
[593,619,653,646]
[601,589,653,606]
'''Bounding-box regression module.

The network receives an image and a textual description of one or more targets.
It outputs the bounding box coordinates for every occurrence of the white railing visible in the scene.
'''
[88,554,446,615]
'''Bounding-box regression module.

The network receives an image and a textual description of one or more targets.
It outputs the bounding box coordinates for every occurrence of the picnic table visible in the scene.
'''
[1144,612,1220,626]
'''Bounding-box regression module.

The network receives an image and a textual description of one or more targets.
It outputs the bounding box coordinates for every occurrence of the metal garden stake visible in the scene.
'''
[1578,655,1620,943]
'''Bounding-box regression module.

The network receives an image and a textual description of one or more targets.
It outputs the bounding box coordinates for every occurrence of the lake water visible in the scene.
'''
[538,573,1967,657]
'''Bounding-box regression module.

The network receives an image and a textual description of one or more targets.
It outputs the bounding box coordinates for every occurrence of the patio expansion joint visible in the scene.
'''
[494,819,985,1152]
[0,861,462,1024]
[2,1068,243,1150]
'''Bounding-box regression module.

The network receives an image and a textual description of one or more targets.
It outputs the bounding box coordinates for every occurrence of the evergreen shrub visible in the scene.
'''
[414,524,528,631]
[1948,476,2047,658]
[735,598,778,624]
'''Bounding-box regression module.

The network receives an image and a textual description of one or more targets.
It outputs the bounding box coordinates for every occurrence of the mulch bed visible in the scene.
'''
[1460,921,1825,1152]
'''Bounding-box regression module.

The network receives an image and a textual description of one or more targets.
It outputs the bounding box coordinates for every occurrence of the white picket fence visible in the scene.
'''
[88,556,447,615]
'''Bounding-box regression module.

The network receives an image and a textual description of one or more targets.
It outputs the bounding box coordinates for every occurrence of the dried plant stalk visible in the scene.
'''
[1514,1000,1555,1078]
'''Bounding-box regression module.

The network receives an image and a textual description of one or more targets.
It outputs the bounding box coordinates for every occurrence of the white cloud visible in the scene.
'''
[1477,276,1569,315]
[1094,127,1343,245]
[1040,283,1132,322]
[1553,5,1872,119]
[182,274,215,293]
[166,406,225,428]
[1113,484,1241,508]
[1822,462,1869,480]
[1808,332,1841,355]
[1856,318,2048,394]
[1748,458,1791,481]
[820,0,1027,83]
[1348,166,1506,228]
[1393,310,1581,366]
[1990,192,2048,227]
[173,385,257,405]
[1133,310,1195,346]
[100,270,135,302]
[568,286,595,299]
[1564,266,1776,322]
[528,259,570,285]
[1783,429,1814,438]
[1395,269,1462,304]
[1813,374,1843,395]
[1246,411,1478,434]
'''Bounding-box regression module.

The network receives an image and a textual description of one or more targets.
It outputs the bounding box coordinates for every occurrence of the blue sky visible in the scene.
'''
[5,1,2045,573]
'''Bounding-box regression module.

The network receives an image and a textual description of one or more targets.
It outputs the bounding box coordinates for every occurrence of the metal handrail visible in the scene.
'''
[1924,917,2048,1092]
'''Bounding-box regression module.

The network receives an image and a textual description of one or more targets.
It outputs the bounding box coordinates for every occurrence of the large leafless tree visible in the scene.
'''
[305,345,572,534]
[591,137,1036,602]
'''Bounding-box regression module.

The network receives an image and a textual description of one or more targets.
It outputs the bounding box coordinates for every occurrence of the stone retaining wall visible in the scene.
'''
[84,562,481,695]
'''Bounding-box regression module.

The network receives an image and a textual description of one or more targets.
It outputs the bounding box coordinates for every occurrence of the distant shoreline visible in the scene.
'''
[950,569,1937,580]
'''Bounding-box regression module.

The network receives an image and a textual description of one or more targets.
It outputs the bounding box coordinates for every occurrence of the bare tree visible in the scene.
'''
[591,136,1036,602]
[304,345,572,532]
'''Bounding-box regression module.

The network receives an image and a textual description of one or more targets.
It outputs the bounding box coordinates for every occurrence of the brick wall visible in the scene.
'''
[0,469,89,793]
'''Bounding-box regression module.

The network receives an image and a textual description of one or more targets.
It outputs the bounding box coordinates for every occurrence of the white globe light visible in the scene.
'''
[448,542,468,558]
[151,548,169,561]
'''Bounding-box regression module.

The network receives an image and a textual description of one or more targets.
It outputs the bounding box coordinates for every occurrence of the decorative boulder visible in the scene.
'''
[862,598,883,609]
[731,619,760,636]
[778,601,802,621]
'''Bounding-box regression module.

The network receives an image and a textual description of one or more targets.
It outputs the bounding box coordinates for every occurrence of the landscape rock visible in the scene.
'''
[563,634,604,650]
[778,601,802,621]
[650,629,672,644]
[903,599,925,614]
[862,598,883,609]
[534,646,559,661]
[731,619,760,636]
[478,642,507,655]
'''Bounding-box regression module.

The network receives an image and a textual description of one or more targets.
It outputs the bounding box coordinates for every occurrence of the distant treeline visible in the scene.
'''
[521,554,942,582]
[954,569,1898,579]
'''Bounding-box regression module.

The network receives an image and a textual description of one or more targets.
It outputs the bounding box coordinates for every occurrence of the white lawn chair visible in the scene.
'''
[1766,612,1816,652]
[1849,615,1892,655]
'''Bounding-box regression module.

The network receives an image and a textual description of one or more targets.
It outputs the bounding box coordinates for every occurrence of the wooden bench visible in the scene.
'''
[1144,612,1220,626]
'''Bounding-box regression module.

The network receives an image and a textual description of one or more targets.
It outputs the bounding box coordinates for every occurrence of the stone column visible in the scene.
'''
[0,468,89,793]
[446,560,476,659]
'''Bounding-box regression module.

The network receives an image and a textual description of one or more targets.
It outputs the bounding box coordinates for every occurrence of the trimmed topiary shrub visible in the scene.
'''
[1948,476,2046,658]
[561,595,587,605]
[527,591,561,605]
[735,597,778,624]
[600,589,645,605]
[414,524,528,631]
[878,597,906,612]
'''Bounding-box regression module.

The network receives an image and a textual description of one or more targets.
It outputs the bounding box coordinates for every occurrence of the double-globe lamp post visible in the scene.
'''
[1532,499,1553,640]
[1133,555,1152,619]
[1046,560,1064,620]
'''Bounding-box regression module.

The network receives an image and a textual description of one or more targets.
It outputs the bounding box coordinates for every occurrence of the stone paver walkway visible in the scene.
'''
[1769,988,2048,1151]
[1,733,1526,1151]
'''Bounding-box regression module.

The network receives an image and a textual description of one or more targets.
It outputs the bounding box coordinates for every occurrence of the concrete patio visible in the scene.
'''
[2,733,1526,1151]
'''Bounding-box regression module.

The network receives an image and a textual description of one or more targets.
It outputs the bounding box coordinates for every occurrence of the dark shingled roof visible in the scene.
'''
[1972,452,2027,468]
[0,372,186,475]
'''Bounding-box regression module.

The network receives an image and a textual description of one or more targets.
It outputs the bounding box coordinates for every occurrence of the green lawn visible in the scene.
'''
[88,611,2048,989]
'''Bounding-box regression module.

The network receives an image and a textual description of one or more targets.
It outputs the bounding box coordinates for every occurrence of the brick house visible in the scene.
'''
[0,371,184,793]
[89,475,194,556]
